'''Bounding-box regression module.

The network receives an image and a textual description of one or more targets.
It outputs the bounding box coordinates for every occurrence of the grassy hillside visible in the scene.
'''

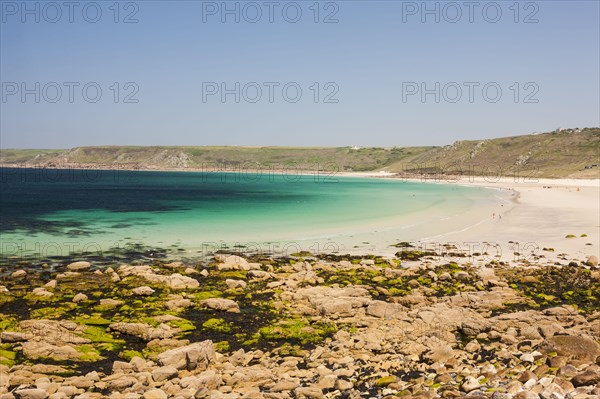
[387,128,600,178]
[0,149,64,164]
[0,145,435,172]
[1,128,598,178]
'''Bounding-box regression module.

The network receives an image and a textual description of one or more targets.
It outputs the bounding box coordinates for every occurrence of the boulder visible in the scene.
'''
[366,301,406,319]
[165,261,184,269]
[22,341,81,361]
[295,387,324,399]
[571,370,600,387]
[132,286,155,296]
[200,298,240,313]
[143,390,167,399]
[72,293,88,303]
[540,335,600,362]
[44,280,57,289]
[453,271,470,281]
[104,375,137,391]
[14,389,48,399]
[514,393,539,399]
[216,255,250,270]
[270,380,299,392]
[161,274,199,289]
[11,270,27,278]
[66,261,91,271]
[151,365,178,382]
[317,298,353,316]
[225,279,247,289]
[1,376,11,389]
[585,255,598,266]
[157,340,214,371]
[109,322,178,341]
[295,286,372,316]
[32,288,53,297]
[0,331,32,342]
[461,376,481,392]
[188,370,221,390]
[424,344,455,363]
[99,299,124,307]
[18,320,88,345]
[117,266,199,289]
[248,270,271,279]
[165,299,193,310]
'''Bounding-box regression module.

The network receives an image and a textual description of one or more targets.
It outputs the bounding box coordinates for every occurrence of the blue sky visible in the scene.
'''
[1,0,599,148]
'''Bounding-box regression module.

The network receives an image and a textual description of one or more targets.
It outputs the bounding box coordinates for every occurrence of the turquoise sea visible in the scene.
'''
[0,168,499,260]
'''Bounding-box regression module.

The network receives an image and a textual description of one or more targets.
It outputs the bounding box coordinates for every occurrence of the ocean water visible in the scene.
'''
[0,168,499,258]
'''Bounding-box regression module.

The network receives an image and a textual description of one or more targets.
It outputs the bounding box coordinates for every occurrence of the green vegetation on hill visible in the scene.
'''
[388,128,600,179]
[1,128,598,178]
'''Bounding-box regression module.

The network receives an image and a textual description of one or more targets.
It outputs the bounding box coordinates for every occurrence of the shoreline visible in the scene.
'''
[2,163,599,181]
[1,165,598,263]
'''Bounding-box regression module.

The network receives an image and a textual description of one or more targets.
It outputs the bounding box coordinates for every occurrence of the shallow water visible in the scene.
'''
[0,168,498,258]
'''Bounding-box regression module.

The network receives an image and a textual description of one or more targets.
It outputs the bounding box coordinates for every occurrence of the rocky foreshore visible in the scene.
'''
[0,249,599,399]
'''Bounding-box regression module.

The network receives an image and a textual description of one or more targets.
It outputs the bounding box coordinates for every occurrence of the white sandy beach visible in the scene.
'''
[444,177,600,263]
[396,177,600,261]
[342,174,600,264]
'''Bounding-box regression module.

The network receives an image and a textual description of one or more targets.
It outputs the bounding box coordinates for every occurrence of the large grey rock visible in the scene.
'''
[66,261,91,271]
[295,286,372,316]
[161,273,200,289]
[318,298,353,316]
[225,279,247,289]
[14,389,48,399]
[215,255,260,271]
[424,344,455,363]
[165,298,193,310]
[151,365,178,382]
[104,375,137,391]
[22,341,81,361]
[157,340,215,371]
[11,270,27,278]
[571,370,600,387]
[72,293,88,303]
[32,288,53,297]
[200,298,240,313]
[18,320,88,345]
[109,322,178,341]
[132,286,155,296]
[0,331,32,342]
[117,266,199,289]
[461,376,481,392]
[143,390,167,399]
[540,335,600,361]
[366,301,407,319]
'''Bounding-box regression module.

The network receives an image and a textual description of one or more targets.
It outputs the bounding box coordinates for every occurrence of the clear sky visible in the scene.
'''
[1,0,599,148]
